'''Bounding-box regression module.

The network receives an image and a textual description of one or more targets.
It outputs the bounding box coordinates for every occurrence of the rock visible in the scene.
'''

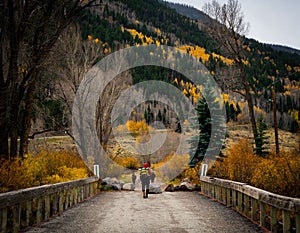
[178,181,195,191]
[164,184,174,192]
[101,177,111,186]
[101,177,122,191]
[112,184,122,190]
[149,183,162,194]
[122,183,135,191]
[111,177,120,184]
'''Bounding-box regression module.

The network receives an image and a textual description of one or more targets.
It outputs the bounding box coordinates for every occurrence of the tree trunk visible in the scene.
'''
[244,84,258,147]
[0,86,9,159]
[0,25,9,159]
[7,0,20,158]
[19,80,36,157]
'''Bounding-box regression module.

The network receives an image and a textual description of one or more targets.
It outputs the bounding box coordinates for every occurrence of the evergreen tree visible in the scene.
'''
[254,116,270,157]
[189,89,226,167]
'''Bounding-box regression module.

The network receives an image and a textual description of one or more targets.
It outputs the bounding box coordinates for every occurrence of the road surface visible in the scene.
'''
[24,190,263,233]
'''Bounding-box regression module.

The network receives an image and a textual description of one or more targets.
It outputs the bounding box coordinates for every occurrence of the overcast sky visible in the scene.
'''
[167,0,300,50]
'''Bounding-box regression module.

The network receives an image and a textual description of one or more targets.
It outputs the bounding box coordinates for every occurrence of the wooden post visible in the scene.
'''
[69,188,74,208]
[74,187,77,204]
[0,207,8,233]
[26,200,32,227]
[251,198,258,222]
[295,213,300,233]
[260,202,266,228]
[244,195,249,217]
[232,190,237,209]
[59,192,64,213]
[238,192,243,213]
[65,190,69,210]
[52,193,58,215]
[45,195,50,219]
[270,206,278,232]
[12,204,21,233]
[36,197,42,223]
[226,188,231,207]
[282,210,291,233]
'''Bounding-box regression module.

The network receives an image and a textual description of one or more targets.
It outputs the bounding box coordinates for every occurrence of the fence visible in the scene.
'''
[0,176,100,233]
[201,176,300,233]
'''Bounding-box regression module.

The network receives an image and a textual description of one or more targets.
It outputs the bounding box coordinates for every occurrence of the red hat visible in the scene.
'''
[143,162,149,168]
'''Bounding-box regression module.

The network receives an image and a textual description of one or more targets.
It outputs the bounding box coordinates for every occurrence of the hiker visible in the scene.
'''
[131,173,137,185]
[150,170,156,183]
[139,162,152,198]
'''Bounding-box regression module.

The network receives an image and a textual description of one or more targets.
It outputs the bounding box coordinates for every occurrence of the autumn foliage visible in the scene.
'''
[0,150,90,193]
[208,139,300,197]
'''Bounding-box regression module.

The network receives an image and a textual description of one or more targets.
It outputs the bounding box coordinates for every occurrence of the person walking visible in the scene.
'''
[139,162,152,198]
[131,172,137,185]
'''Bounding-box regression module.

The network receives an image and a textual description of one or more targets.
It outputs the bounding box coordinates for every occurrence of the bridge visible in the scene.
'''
[0,176,299,233]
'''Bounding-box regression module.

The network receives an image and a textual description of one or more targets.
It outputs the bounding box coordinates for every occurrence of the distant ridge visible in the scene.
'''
[270,44,300,55]
[163,0,300,54]
[161,0,209,23]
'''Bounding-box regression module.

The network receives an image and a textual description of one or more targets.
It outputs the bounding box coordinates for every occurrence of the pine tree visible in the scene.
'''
[189,89,226,167]
[254,116,269,157]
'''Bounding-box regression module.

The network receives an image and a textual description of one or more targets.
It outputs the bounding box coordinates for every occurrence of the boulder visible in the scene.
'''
[149,183,162,194]
[122,183,135,191]
[112,183,122,190]
[164,184,174,192]
[101,177,112,186]
[178,181,195,191]
[101,177,122,191]
[111,177,120,184]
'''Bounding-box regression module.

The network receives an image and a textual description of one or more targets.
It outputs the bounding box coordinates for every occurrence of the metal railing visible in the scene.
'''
[201,176,300,233]
[0,177,100,233]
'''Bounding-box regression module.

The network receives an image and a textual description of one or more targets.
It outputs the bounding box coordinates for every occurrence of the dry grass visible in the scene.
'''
[226,122,299,152]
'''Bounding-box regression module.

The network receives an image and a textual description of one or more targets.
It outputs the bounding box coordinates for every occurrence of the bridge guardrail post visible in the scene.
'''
[270,206,279,232]
[282,209,291,233]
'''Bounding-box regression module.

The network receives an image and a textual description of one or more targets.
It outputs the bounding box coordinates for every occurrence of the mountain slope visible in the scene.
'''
[74,0,300,132]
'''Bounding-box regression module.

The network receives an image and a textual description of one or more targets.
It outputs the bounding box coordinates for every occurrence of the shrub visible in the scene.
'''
[0,150,90,193]
[208,139,300,197]
[208,139,260,184]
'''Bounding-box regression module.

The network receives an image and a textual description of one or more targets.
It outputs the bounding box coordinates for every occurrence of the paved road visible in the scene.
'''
[24,190,263,233]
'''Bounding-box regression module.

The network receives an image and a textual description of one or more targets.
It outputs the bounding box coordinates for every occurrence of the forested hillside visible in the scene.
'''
[16,0,299,150]
[72,0,300,131]
[1,0,299,195]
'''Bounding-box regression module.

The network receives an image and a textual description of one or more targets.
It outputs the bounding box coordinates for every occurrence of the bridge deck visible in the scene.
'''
[24,191,263,233]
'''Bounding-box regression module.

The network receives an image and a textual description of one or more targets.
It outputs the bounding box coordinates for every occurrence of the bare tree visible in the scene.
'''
[0,0,98,159]
[203,0,259,150]
[50,25,104,117]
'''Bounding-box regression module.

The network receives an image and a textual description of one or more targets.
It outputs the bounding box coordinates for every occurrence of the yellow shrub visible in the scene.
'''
[0,150,89,193]
[126,120,151,137]
[251,149,300,197]
[209,139,259,184]
[115,157,140,169]
[208,139,300,197]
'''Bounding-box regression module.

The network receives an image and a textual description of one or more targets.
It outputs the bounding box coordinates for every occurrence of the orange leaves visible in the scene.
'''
[124,27,167,47]
[115,157,140,169]
[0,150,89,193]
[211,52,234,65]
[212,139,259,184]
[209,139,300,197]
[126,120,151,137]
[178,45,210,62]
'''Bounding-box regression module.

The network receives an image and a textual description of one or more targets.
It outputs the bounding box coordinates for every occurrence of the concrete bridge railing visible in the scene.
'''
[201,176,300,233]
[0,176,100,233]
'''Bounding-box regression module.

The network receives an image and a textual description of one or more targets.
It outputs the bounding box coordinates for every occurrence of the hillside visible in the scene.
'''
[28,0,300,151]
[163,1,300,54]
